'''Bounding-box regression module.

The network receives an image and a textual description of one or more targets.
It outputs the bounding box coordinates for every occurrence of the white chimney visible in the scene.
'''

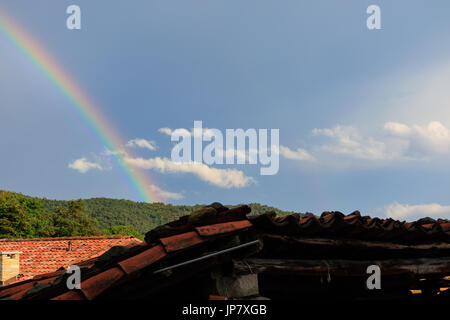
[0,251,21,286]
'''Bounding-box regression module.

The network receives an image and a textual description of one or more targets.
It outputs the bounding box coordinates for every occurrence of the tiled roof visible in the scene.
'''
[249,211,450,243]
[0,236,142,282]
[0,204,254,300]
[1,204,449,300]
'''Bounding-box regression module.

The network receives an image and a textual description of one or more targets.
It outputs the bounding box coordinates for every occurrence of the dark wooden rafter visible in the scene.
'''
[233,257,450,277]
[257,234,450,260]
[262,234,450,250]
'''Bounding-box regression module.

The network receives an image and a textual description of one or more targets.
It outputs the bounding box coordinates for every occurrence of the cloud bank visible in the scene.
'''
[309,121,450,162]
[312,125,393,160]
[384,121,450,158]
[125,156,255,188]
[384,202,450,220]
[147,184,183,200]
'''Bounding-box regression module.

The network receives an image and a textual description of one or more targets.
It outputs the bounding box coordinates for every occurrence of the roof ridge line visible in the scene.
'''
[0,235,136,242]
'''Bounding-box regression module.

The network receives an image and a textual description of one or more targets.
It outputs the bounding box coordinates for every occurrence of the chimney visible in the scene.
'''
[0,251,21,286]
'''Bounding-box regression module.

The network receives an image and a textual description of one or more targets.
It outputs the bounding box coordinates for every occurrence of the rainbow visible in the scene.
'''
[0,11,161,203]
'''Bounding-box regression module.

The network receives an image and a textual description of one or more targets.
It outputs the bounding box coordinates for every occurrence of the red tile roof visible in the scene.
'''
[160,231,204,252]
[118,245,166,274]
[195,220,252,237]
[80,266,125,300]
[0,236,142,282]
[0,205,254,300]
[249,211,450,243]
[2,204,450,300]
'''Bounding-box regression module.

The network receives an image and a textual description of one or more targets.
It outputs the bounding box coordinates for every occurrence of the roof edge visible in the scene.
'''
[0,235,141,242]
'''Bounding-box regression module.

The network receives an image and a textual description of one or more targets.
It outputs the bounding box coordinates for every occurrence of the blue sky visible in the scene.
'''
[2,0,450,221]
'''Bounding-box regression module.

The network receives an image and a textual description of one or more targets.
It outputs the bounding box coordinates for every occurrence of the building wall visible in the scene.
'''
[0,253,20,284]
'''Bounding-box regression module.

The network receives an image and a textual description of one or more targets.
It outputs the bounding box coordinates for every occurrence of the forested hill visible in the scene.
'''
[0,190,300,239]
[40,197,299,235]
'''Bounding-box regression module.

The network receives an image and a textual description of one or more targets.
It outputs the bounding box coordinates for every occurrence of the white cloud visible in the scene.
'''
[68,157,104,174]
[126,138,157,151]
[125,156,255,188]
[147,184,183,200]
[384,121,450,157]
[384,202,450,220]
[158,127,173,136]
[279,145,315,161]
[160,121,450,165]
[312,125,393,160]
[384,122,412,137]
[310,121,450,162]
[159,126,215,139]
[210,147,260,163]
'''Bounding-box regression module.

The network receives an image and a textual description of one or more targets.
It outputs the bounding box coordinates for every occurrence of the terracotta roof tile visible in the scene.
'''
[80,267,125,300]
[195,220,252,237]
[160,231,204,252]
[0,276,57,300]
[209,295,228,300]
[0,281,35,299]
[145,205,251,243]
[3,203,450,300]
[51,290,85,300]
[0,236,142,283]
[118,245,166,274]
[250,212,450,243]
[441,222,450,232]
[10,288,33,300]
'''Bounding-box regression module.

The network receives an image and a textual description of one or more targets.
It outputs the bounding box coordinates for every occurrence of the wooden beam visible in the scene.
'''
[262,234,450,251]
[233,257,450,277]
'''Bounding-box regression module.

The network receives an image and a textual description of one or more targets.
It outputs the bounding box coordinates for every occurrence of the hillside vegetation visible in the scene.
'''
[0,190,299,239]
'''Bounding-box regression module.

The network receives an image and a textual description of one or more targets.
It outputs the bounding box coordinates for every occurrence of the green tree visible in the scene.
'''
[103,225,143,240]
[0,191,52,238]
[51,200,102,237]
[1,190,302,239]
